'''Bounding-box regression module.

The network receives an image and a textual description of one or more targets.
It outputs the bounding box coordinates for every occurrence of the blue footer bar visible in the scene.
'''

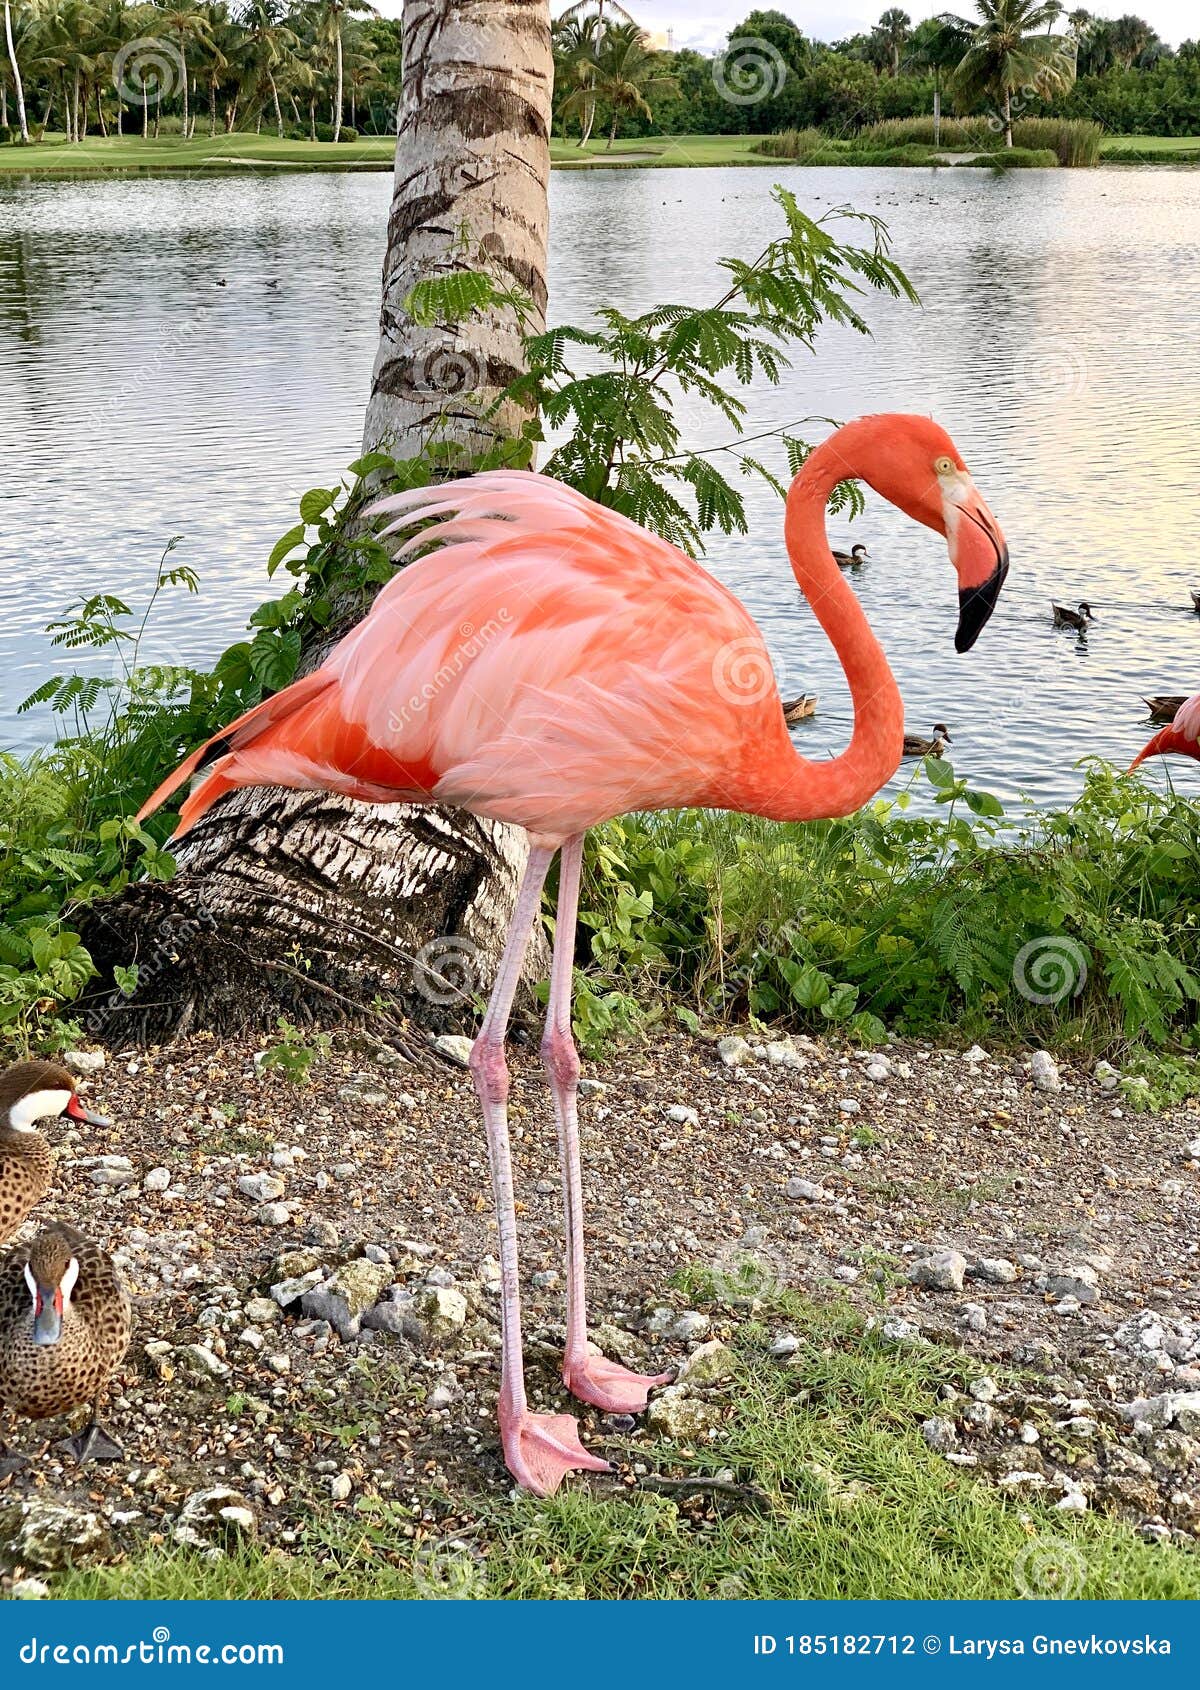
[0,1601,1194,1686]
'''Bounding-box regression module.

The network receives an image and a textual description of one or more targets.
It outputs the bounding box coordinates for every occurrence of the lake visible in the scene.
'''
[2,165,1198,809]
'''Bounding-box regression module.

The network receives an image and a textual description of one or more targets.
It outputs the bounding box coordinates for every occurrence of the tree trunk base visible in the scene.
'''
[78,791,544,1047]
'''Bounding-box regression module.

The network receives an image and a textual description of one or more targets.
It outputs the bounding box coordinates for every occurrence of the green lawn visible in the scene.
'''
[1101,134,1200,162]
[47,1292,1200,1602]
[550,133,771,168]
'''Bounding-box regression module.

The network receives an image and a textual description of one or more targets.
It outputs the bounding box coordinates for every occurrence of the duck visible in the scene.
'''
[903,722,951,758]
[832,543,869,568]
[1191,590,1200,614]
[0,1060,110,1246]
[780,692,818,724]
[1052,601,1095,631]
[0,1221,131,1461]
[1143,694,1187,724]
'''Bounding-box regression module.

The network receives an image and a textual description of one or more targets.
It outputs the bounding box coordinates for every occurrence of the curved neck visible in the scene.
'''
[759,442,904,822]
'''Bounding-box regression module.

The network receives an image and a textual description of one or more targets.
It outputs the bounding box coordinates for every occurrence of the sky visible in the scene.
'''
[371,2,1193,51]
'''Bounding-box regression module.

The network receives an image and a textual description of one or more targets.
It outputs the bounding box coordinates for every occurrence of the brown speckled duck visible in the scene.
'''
[903,722,951,758]
[780,692,818,724]
[0,1060,111,1245]
[0,1222,131,1461]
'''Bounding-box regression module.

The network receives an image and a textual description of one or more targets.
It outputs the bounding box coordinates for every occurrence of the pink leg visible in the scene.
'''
[469,841,609,1497]
[544,835,672,1414]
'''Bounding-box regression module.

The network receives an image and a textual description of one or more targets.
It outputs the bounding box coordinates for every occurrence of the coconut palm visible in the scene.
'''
[157,3,214,137]
[314,0,376,142]
[3,0,30,141]
[242,0,295,136]
[941,0,1076,147]
[1107,12,1154,68]
[875,7,912,77]
[560,20,677,150]
[910,14,969,142]
[553,11,605,145]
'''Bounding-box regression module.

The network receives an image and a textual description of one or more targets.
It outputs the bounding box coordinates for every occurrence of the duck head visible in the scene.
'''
[0,1059,111,1133]
[933,723,951,744]
[23,1230,81,1347]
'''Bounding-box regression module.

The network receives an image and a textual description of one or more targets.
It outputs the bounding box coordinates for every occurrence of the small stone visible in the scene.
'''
[531,1269,559,1290]
[717,1035,752,1068]
[578,1078,607,1098]
[1030,1050,1061,1092]
[675,1339,735,1386]
[301,1260,393,1340]
[670,1311,710,1342]
[433,1034,474,1067]
[833,1265,860,1283]
[10,1578,50,1599]
[880,1317,926,1346]
[88,1161,135,1188]
[785,1177,829,1202]
[770,1334,800,1357]
[1055,1486,1089,1515]
[245,1297,282,1326]
[764,1040,802,1068]
[838,1098,860,1115]
[178,1343,230,1381]
[962,1045,989,1065]
[1119,1391,1200,1434]
[865,1059,891,1083]
[174,1487,257,1549]
[1093,1060,1120,1091]
[330,1473,353,1502]
[972,1257,1018,1285]
[416,1285,469,1337]
[667,1104,699,1126]
[256,1203,291,1228]
[62,1049,105,1075]
[969,1376,998,1402]
[911,1250,967,1293]
[4,1501,109,1570]
[363,1244,390,1266]
[922,1416,958,1452]
[646,1385,722,1440]
[144,1167,171,1193]
[238,1172,285,1203]
[1046,1264,1100,1306]
[961,1303,987,1333]
[270,1268,326,1308]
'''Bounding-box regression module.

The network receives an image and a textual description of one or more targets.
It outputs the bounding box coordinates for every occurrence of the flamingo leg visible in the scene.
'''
[468,840,609,1497]
[544,834,672,1414]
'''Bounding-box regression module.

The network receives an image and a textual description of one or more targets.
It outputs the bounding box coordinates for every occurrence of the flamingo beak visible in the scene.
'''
[63,1094,112,1128]
[949,483,1009,654]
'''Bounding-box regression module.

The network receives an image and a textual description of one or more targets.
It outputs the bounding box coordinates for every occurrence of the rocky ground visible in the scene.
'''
[1,1025,1199,1584]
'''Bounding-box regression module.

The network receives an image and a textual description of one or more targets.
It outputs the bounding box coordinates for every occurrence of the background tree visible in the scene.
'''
[912,13,969,141]
[874,7,912,76]
[560,19,676,149]
[942,0,1077,145]
[3,0,30,141]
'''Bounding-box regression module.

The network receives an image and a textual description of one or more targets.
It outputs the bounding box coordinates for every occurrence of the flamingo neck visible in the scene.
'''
[757,444,904,822]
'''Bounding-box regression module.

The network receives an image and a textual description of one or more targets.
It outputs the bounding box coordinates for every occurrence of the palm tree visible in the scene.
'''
[911,14,969,143]
[875,7,912,77]
[553,11,604,145]
[1107,12,1153,68]
[941,0,1076,146]
[315,0,376,142]
[158,3,214,137]
[242,0,295,137]
[3,0,29,141]
[560,21,677,150]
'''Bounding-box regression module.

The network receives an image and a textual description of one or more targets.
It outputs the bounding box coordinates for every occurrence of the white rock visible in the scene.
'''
[256,1203,291,1228]
[962,1045,989,1065]
[764,1040,802,1068]
[330,1473,353,1502]
[785,1177,829,1202]
[62,1049,105,1075]
[1094,1060,1120,1091]
[433,1034,474,1067]
[717,1035,752,1068]
[238,1172,285,1203]
[972,1256,1018,1285]
[144,1167,171,1193]
[1030,1050,1061,1092]
[667,1104,699,1126]
[911,1250,967,1293]
[865,1059,891,1083]
[1119,1390,1200,1433]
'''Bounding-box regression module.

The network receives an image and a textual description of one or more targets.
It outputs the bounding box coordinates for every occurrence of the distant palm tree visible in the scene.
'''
[1107,12,1153,68]
[242,0,295,137]
[913,15,970,143]
[876,7,912,77]
[554,11,605,145]
[159,3,215,138]
[315,0,376,142]
[3,0,29,141]
[560,20,677,150]
[942,0,1076,146]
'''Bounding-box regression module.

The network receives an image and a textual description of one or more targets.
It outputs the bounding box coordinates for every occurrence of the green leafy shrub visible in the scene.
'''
[855,115,1101,167]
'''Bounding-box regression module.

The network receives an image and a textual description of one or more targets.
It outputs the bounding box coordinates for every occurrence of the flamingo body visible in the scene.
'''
[139,414,1009,1497]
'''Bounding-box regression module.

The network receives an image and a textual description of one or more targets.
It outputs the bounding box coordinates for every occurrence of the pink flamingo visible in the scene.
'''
[139,413,1009,1496]
[1131,693,1200,769]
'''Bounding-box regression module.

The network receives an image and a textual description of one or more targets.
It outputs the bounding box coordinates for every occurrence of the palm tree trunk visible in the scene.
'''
[270,71,283,138]
[210,79,217,138]
[333,18,343,142]
[72,67,80,141]
[96,82,108,137]
[1003,86,1013,147]
[1,83,8,129]
[3,0,28,143]
[180,43,189,135]
[308,94,315,140]
[142,74,148,139]
[932,74,940,148]
[85,0,555,1045]
[607,110,617,148]
[154,83,161,139]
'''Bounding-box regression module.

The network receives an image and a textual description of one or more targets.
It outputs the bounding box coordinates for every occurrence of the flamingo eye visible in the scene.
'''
[934,455,957,477]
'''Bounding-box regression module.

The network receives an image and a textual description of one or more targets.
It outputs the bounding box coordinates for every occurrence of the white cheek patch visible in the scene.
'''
[61,1257,80,1310]
[23,1261,38,1310]
[9,1089,72,1132]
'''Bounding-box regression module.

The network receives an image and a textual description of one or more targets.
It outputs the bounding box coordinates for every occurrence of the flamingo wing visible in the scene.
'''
[140,472,789,840]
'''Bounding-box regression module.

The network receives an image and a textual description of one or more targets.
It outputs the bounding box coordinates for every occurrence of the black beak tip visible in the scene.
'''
[955,551,1010,654]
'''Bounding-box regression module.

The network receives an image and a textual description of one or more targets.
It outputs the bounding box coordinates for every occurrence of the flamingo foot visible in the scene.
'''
[499,1403,611,1497]
[563,1349,673,1414]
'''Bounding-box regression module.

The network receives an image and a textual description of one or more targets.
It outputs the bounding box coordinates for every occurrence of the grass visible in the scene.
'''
[1102,135,1200,163]
[46,1295,1199,1600]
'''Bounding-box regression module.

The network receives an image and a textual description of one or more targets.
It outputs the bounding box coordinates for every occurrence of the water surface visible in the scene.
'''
[2,165,1198,808]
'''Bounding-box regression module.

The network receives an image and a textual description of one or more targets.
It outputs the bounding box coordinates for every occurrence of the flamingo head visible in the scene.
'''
[1130,693,1200,771]
[852,416,1010,654]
